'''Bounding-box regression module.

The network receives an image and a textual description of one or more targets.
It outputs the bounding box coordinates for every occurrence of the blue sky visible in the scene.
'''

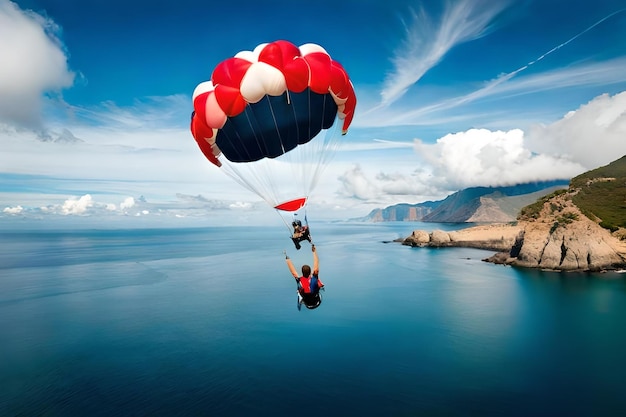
[1,0,626,226]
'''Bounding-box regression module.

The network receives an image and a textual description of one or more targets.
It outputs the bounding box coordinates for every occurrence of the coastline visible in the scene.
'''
[402,221,626,273]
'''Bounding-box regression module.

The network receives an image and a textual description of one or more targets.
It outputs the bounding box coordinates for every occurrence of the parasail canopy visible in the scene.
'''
[190,40,356,212]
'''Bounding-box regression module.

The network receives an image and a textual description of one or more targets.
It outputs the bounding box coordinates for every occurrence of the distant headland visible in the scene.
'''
[401,156,626,272]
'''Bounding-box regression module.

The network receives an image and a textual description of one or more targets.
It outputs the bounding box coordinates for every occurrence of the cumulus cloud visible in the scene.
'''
[0,0,75,128]
[525,91,626,169]
[120,197,135,210]
[49,194,137,216]
[61,194,94,215]
[3,205,23,214]
[339,164,443,201]
[338,165,381,200]
[413,128,585,190]
[341,89,625,206]
[229,201,254,209]
[338,128,584,205]
[0,188,277,225]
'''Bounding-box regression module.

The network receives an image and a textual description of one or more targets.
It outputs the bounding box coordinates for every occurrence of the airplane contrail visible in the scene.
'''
[501,7,626,81]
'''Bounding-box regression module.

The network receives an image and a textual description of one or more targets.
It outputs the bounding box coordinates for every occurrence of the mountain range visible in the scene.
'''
[358,179,570,223]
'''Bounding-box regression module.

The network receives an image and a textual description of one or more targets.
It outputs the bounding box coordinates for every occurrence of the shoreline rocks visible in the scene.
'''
[404,223,523,252]
[402,219,626,272]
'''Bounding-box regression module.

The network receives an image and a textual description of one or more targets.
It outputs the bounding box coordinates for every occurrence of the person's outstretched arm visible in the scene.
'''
[312,245,319,275]
[285,251,299,278]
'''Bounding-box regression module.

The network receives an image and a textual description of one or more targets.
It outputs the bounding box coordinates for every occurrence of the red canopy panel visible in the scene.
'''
[274,197,307,212]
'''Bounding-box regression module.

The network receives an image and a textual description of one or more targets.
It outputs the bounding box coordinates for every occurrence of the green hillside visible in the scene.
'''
[570,155,626,231]
[519,156,626,232]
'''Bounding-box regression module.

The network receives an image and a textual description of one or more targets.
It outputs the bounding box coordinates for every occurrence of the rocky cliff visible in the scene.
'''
[403,190,626,272]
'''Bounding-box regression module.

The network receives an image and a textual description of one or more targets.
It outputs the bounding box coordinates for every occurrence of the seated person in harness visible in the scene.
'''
[285,244,324,310]
[291,219,312,250]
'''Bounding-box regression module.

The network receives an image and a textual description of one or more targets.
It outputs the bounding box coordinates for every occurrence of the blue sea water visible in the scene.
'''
[1,222,626,416]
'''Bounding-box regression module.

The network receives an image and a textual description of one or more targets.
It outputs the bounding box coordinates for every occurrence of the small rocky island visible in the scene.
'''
[402,159,626,272]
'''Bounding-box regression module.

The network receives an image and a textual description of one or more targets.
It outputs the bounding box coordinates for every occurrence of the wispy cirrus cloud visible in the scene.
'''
[384,56,626,126]
[378,0,509,108]
[64,95,191,129]
[370,7,626,128]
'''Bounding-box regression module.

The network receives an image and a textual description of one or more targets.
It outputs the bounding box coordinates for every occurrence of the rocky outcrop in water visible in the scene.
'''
[402,193,626,272]
[404,224,522,252]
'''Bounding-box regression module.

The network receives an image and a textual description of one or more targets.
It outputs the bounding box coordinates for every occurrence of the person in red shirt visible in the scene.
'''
[285,244,324,310]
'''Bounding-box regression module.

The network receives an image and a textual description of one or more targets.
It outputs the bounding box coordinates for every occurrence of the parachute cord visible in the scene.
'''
[304,209,313,244]
[245,102,269,161]
[277,210,294,235]
[266,97,285,155]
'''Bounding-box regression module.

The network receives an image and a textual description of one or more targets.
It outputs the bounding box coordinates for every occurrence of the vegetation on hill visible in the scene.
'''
[518,155,626,236]
[518,189,569,220]
[570,155,626,232]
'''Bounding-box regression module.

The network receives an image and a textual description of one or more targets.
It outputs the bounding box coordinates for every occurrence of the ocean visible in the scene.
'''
[1,222,625,416]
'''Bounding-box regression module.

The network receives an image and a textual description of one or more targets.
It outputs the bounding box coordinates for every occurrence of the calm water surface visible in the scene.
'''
[1,223,625,416]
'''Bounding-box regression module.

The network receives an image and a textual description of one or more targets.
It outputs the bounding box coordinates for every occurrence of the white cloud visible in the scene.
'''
[61,194,93,215]
[3,205,23,214]
[229,201,253,209]
[413,128,585,190]
[525,91,626,169]
[379,0,508,107]
[382,58,626,127]
[338,165,380,201]
[2,82,624,222]
[339,139,415,152]
[338,164,442,202]
[338,89,626,204]
[120,197,135,210]
[356,6,626,132]
[338,90,624,207]
[68,95,190,132]
[375,170,437,196]
[0,122,212,195]
[0,0,75,127]
[337,127,584,207]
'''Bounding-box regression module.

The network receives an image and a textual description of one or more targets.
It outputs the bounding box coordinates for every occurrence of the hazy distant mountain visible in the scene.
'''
[357,180,570,223]
[359,201,441,222]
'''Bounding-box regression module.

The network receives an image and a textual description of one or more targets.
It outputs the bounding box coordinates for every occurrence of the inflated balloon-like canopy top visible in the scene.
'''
[190,40,356,167]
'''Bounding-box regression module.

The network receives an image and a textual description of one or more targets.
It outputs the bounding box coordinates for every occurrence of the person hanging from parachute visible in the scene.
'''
[189,40,356,246]
[291,214,312,250]
[284,244,324,310]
